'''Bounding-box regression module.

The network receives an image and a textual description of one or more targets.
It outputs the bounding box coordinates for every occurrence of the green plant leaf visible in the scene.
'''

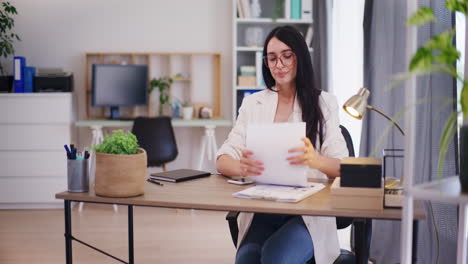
[437,111,458,179]
[93,129,139,155]
[461,81,468,119]
[445,0,467,14]
[407,7,435,26]
[409,47,434,72]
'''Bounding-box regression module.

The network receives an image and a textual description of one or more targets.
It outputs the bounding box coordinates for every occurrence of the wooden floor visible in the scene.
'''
[0,204,236,264]
[0,204,351,264]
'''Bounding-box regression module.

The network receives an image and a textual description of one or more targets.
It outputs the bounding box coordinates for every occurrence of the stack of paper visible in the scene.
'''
[233,183,325,203]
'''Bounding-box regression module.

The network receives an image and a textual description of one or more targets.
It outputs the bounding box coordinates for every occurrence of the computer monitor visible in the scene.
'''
[92,64,148,120]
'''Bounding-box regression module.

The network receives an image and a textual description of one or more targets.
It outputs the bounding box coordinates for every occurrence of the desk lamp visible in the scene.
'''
[343,87,405,190]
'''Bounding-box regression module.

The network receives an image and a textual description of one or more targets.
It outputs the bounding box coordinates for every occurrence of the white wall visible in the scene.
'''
[330,0,365,156]
[6,0,233,172]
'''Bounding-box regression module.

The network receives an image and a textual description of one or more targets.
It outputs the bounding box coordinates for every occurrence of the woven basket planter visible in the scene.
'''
[94,148,147,197]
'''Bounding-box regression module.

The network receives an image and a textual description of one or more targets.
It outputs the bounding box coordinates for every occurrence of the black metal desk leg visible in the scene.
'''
[412,220,419,264]
[354,219,372,264]
[64,200,72,264]
[128,205,134,264]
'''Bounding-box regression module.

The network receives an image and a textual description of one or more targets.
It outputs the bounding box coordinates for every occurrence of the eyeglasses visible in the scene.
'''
[263,51,295,68]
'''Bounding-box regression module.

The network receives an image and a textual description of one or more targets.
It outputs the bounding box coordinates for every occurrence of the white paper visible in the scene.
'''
[233,183,325,203]
[246,122,308,187]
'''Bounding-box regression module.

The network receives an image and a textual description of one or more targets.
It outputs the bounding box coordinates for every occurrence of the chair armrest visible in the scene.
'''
[226,211,240,248]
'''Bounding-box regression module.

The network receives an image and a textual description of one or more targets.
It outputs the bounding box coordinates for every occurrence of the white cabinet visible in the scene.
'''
[232,0,314,120]
[0,93,75,208]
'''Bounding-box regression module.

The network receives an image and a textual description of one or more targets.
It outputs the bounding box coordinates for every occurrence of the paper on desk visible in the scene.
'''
[246,122,308,187]
[233,183,325,203]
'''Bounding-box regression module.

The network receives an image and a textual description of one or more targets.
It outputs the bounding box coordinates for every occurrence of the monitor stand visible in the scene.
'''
[109,106,120,120]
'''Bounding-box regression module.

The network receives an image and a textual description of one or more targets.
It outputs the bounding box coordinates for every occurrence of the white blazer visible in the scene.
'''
[216,89,348,264]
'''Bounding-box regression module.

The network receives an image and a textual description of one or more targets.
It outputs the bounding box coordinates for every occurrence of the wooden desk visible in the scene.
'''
[56,175,425,264]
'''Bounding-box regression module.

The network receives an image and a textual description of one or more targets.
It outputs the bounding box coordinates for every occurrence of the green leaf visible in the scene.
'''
[437,111,458,179]
[409,47,434,72]
[407,7,435,26]
[445,0,468,14]
[461,81,468,119]
[93,130,139,155]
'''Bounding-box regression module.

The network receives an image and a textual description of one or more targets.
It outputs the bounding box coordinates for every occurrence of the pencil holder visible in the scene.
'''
[67,159,89,192]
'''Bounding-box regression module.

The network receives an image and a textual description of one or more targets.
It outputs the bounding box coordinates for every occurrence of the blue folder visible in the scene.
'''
[24,66,35,93]
[13,56,26,93]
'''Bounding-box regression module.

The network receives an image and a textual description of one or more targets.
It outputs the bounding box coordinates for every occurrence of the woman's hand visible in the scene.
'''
[239,149,264,176]
[287,137,323,170]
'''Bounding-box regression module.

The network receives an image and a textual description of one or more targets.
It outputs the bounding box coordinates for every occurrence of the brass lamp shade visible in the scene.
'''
[342,87,370,120]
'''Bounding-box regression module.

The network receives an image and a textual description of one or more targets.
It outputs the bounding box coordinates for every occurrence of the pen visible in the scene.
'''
[147,178,164,186]
[64,144,72,159]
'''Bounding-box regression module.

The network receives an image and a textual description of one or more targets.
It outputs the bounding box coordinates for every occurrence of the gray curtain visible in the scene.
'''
[312,0,331,91]
[361,0,457,263]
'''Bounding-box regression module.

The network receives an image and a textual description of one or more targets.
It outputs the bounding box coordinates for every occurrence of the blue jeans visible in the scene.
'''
[235,213,314,264]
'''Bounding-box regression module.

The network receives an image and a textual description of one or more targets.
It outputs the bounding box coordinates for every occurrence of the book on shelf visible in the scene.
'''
[233,182,325,203]
[290,0,302,19]
[301,0,312,21]
[241,0,250,18]
[255,51,265,87]
[284,0,291,19]
[240,65,256,76]
[236,0,245,18]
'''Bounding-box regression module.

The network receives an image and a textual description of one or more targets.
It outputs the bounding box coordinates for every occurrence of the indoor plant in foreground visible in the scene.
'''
[0,1,20,92]
[407,1,467,189]
[93,130,147,197]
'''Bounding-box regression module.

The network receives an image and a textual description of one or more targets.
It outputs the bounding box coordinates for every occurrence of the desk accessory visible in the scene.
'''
[93,130,147,197]
[233,183,325,203]
[383,149,404,207]
[340,157,382,188]
[147,178,164,186]
[343,87,406,191]
[330,177,384,210]
[67,159,89,192]
[150,169,210,183]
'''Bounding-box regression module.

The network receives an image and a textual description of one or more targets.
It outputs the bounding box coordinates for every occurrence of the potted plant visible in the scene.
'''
[93,129,147,197]
[0,1,20,92]
[149,76,173,116]
[406,1,467,189]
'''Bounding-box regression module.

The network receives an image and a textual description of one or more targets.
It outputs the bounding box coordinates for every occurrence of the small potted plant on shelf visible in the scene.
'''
[406,1,467,189]
[93,130,147,197]
[0,1,21,92]
[149,76,173,116]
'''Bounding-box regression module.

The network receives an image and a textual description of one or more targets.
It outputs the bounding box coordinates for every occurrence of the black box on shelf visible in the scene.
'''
[34,73,73,92]
[340,157,382,188]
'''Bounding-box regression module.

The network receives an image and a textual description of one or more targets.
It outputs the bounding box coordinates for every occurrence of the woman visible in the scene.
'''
[216,26,348,264]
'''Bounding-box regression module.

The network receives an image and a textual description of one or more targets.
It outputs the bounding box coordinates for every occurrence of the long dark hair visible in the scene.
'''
[262,25,324,147]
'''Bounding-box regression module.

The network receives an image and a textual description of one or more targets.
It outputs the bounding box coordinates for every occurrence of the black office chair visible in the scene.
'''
[225,125,358,264]
[131,116,178,171]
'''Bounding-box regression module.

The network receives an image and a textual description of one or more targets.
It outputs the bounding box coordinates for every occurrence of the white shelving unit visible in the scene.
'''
[232,0,314,120]
[0,93,75,209]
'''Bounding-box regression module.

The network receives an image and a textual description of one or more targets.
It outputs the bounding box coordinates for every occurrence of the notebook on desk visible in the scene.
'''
[150,169,211,182]
[233,183,325,203]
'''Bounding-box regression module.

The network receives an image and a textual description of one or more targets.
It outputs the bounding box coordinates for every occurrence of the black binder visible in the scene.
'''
[149,169,211,183]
